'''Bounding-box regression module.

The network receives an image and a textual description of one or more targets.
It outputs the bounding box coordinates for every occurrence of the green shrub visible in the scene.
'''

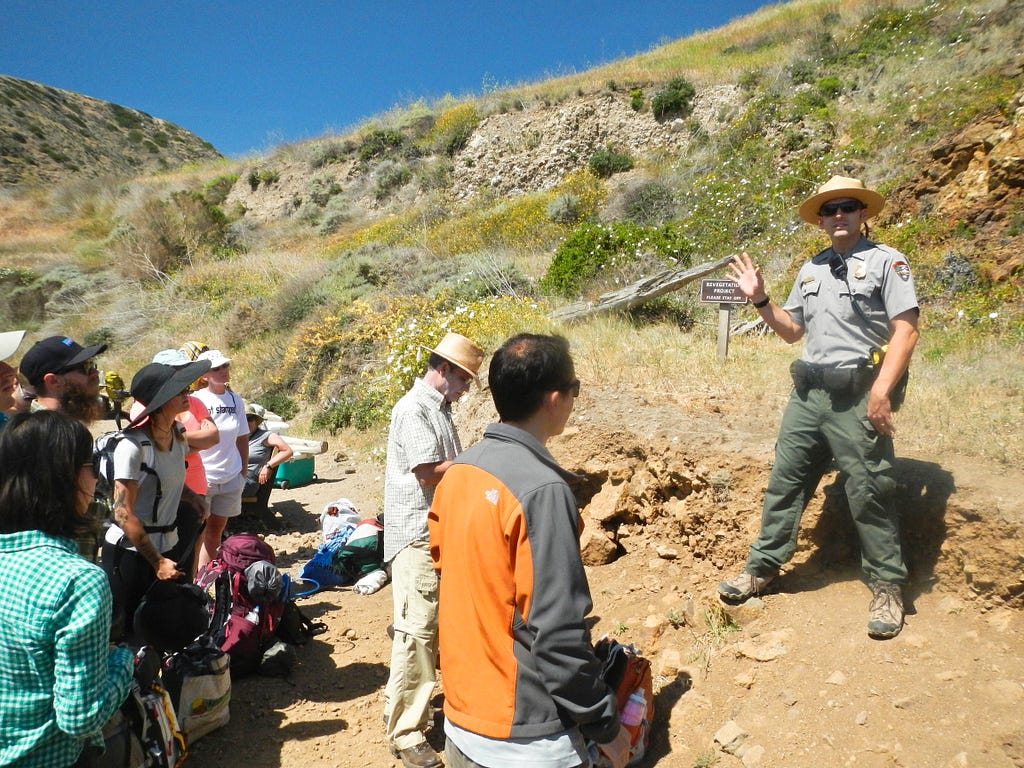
[246,168,280,190]
[425,103,480,156]
[738,70,763,93]
[782,128,810,151]
[541,221,692,297]
[650,77,696,120]
[312,393,387,433]
[112,190,234,279]
[109,104,142,130]
[358,128,408,162]
[318,197,352,236]
[309,140,354,169]
[418,159,453,191]
[84,327,116,349]
[307,175,343,207]
[258,392,299,421]
[375,161,412,200]
[624,181,675,225]
[589,146,634,178]
[203,175,238,206]
[816,76,842,99]
[630,89,645,111]
[787,59,817,85]
[546,193,582,224]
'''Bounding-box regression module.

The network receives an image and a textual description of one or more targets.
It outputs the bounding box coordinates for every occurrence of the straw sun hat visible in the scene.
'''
[423,332,484,380]
[798,175,886,225]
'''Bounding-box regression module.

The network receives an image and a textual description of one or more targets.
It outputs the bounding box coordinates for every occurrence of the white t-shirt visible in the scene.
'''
[192,388,246,483]
[106,428,186,555]
[445,719,589,768]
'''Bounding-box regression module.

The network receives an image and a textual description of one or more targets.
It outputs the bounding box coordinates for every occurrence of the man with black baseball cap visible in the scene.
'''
[19,335,107,424]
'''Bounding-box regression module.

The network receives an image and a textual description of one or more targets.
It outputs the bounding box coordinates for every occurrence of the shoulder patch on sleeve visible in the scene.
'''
[485,489,499,505]
[893,261,911,281]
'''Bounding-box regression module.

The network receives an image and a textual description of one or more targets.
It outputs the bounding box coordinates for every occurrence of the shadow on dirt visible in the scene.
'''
[645,671,694,765]
[229,498,319,536]
[792,458,956,601]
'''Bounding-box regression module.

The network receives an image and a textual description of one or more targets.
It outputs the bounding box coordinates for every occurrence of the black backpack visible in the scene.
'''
[93,430,169,534]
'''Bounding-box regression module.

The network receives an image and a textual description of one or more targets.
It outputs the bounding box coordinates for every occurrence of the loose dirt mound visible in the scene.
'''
[188,385,1024,768]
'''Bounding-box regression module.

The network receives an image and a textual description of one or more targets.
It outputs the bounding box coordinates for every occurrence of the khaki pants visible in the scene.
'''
[384,541,439,750]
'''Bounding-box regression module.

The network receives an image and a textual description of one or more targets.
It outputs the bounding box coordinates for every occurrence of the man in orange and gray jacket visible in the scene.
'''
[429,333,630,768]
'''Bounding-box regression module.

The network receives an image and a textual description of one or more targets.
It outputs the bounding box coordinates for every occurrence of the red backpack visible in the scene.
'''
[593,637,655,766]
[196,534,285,676]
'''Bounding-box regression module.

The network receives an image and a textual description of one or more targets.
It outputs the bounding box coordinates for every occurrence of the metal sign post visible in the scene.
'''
[699,279,748,361]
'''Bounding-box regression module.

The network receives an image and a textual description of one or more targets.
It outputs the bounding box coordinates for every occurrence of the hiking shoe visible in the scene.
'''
[391,742,443,768]
[867,580,904,639]
[718,571,776,602]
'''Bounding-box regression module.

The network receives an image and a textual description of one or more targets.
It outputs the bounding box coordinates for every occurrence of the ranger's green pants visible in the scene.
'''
[745,387,907,584]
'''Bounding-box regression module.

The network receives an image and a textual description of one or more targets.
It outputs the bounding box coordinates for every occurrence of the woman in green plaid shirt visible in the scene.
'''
[0,411,134,767]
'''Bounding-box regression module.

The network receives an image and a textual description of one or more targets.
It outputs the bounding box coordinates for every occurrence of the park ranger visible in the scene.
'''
[718,175,920,639]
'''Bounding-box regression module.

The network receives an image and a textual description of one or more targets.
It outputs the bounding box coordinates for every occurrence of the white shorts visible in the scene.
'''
[205,474,245,519]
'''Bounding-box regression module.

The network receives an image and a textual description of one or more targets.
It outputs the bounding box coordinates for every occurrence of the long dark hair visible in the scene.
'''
[0,410,94,538]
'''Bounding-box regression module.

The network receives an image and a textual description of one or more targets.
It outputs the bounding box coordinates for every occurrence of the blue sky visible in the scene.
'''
[2,1,777,158]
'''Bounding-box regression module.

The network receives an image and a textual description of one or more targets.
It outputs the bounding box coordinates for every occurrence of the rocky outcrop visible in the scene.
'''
[894,81,1024,281]
[450,86,742,199]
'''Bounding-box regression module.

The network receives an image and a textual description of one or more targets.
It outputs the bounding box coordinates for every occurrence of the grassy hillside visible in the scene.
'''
[0,0,1021,465]
[0,75,222,187]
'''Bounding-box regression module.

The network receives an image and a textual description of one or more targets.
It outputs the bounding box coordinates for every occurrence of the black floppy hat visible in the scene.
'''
[128,360,211,427]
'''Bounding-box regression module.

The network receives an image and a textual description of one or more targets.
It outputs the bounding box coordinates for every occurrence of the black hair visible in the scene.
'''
[0,410,94,538]
[427,352,447,372]
[489,333,575,422]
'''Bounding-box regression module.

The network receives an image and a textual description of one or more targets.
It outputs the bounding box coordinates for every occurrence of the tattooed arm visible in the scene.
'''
[112,479,183,580]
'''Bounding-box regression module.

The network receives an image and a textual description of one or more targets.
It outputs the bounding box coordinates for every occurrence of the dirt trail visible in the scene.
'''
[186,385,1024,768]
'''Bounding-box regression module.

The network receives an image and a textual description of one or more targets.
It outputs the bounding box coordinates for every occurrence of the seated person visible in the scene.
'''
[242,403,293,516]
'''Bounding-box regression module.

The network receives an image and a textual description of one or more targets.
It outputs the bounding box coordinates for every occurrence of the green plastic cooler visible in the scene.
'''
[274,455,316,489]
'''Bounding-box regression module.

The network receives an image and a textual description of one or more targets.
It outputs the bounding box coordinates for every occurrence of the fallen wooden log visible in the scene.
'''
[549,254,735,322]
[281,435,329,456]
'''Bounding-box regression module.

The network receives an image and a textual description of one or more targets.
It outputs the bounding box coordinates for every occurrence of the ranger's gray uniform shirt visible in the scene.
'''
[383,377,461,563]
[783,238,918,367]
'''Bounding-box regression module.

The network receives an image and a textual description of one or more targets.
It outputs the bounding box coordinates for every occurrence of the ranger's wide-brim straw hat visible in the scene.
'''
[423,332,484,380]
[798,175,885,224]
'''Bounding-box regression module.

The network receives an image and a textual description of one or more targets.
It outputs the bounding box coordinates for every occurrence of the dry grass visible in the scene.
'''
[561,312,1024,466]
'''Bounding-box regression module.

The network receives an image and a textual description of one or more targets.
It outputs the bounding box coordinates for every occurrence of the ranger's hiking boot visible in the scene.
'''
[391,741,443,768]
[867,580,904,639]
[718,571,776,602]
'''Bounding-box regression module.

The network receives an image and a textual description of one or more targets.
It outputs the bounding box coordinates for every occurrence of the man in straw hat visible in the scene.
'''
[383,331,484,768]
[719,175,920,640]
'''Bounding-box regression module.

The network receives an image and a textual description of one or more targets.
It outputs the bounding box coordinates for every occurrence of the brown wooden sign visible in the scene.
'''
[699,279,747,304]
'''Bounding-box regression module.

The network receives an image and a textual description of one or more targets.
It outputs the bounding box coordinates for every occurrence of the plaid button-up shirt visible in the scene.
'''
[0,531,134,767]
[383,377,461,563]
